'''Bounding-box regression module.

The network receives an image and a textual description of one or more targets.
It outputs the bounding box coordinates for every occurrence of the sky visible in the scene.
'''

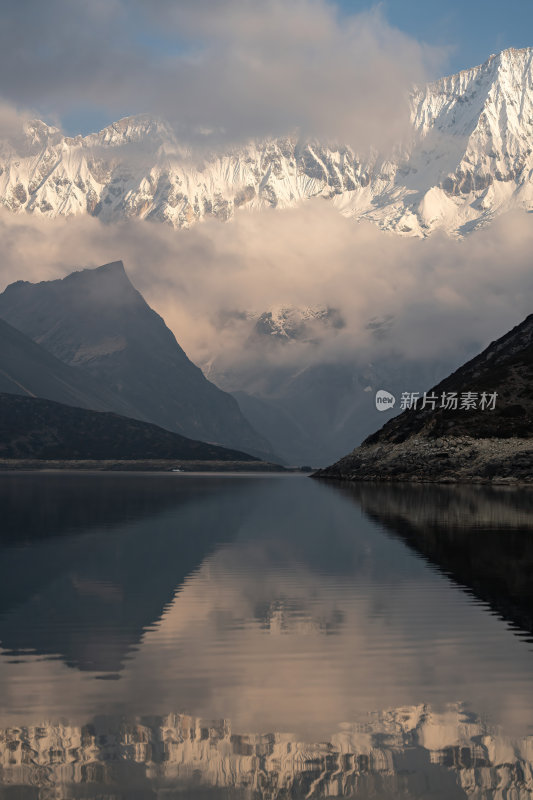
[0,0,531,137]
[337,1,533,75]
[0,0,531,402]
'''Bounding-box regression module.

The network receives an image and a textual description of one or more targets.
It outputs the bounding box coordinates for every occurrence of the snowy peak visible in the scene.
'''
[0,47,531,236]
[411,46,533,184]
[416,46,533,129]
[381,46,533,234]
[81,114,179,150]
[23,119,63,148]
[250,305,344,342]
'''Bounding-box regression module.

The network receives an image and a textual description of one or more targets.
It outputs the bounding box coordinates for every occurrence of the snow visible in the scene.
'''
[0,47,531,237]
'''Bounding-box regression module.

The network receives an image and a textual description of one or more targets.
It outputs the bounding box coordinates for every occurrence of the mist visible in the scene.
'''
[0,206,532,385]
[0,0,444,152]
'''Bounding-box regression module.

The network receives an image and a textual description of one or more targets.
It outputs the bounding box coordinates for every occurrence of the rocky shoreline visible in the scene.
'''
[314,435,533,484]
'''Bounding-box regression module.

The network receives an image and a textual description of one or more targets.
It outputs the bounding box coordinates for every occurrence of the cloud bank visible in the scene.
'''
[0,0,443,150]
[0,206,531,383]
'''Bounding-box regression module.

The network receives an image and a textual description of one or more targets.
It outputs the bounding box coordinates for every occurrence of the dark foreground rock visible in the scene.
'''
[315,314,533,483]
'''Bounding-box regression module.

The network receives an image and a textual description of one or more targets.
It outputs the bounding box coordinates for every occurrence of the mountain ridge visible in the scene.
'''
[0,47,531,236]
[0,393,259,462]
[0,261,277,460]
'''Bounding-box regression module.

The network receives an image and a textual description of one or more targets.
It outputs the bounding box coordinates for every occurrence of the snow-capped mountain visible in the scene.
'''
[249,306,344,342]
[1,47,532,237]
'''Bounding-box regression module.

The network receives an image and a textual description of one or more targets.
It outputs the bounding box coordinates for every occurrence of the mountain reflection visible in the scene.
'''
[1,704,531,799]
[336,482,533,637]
[1,473,533,800]
[0,473,257,671]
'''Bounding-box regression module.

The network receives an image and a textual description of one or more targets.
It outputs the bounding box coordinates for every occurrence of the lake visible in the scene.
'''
[0,472,532,798]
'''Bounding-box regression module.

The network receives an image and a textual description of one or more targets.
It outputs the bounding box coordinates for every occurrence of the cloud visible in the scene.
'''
[0,99,49,152]
[0,0,444,150]
[0,206,532,386]
[0,1,134,113]
[138,1,442,150]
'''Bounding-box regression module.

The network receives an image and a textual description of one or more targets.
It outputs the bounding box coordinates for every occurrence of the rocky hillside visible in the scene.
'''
[0,261,276,460]
[315,314,533,482]
[0,393,258,462]
[0,47,531,237]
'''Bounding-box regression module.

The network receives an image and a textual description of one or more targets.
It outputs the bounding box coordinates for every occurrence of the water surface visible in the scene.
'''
[0,472,532,798]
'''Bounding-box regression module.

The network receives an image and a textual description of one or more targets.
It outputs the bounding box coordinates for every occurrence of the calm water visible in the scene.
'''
[0,472,533,798]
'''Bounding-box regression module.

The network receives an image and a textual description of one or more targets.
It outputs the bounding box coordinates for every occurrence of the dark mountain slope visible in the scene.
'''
[0,393,258,461]
[0,262,275,459]
[0,316,139,416]
[316,314,533,482]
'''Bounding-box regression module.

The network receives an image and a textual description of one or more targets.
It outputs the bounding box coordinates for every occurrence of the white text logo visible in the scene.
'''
[375,389,396,411]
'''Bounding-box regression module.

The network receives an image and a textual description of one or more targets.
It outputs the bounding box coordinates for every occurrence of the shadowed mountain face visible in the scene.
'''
[317,313,533,481]
[0,393,257,461]
[0,262,276,460]
[0,317,140,417]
